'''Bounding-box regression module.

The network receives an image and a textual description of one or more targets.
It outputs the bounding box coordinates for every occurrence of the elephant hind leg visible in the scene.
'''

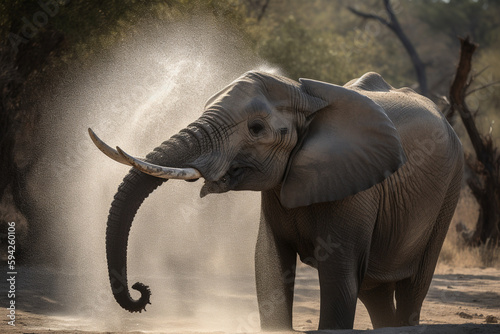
[394,277,425,326]
[359,283,396,328]
[394,219,455,325]
[395,173,462,326]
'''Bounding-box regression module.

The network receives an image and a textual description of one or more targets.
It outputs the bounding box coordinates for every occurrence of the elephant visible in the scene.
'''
[89,71,463,330]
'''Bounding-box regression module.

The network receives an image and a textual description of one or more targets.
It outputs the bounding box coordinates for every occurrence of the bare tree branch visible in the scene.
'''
[257,0,270,22]
[244,0,270,22]
[466,80,500,96]
[347,7,390,26]
[474,65,491,78]
[348,0,428,96]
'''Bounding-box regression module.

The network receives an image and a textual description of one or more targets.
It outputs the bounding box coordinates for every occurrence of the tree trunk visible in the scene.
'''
[449,36,500,247]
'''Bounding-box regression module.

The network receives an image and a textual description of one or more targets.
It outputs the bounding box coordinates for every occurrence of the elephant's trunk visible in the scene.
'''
[104,127,204,312]
[106,169,164,312]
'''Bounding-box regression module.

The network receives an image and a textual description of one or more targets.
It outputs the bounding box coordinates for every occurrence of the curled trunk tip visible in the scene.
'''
[130,282,151,313]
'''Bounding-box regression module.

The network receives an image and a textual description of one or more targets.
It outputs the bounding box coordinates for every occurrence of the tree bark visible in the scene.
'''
[449,36,500,247]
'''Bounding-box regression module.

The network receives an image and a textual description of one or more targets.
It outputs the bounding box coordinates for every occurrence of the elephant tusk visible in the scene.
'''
[89,128,202,180]
[116,146,202,180]
[88,128,132,166]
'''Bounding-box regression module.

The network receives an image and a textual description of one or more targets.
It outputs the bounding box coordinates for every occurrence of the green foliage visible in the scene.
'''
[249,0,414,86]
[1,0,499,125]
[253,16,343,82]
[1,0,248,63]
[253,15,400,84]
[415,0,500,48]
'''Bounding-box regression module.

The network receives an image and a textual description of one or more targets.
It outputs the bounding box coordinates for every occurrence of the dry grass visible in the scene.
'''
[438,186,500,269]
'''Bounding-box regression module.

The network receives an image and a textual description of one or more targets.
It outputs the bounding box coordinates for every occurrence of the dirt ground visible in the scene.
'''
[2,264,500,334]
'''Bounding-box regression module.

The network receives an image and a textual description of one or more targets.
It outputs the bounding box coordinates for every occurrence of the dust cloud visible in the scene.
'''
[31,17,276,332]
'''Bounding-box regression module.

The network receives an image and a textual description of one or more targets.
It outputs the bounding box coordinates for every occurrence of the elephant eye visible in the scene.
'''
[249,120,265,136]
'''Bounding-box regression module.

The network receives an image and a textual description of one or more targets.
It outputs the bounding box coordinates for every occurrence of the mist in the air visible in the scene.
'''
[30,17,279,332]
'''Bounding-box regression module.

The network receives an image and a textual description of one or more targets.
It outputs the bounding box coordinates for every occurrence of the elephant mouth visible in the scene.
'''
[199,163,250,198]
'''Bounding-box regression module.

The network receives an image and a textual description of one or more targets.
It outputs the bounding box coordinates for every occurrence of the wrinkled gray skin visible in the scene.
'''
[102,71,463,330]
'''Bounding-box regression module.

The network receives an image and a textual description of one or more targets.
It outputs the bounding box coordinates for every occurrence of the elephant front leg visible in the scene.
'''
[318,268,359,329]
[316,236,367,330]
[255,220,297,331]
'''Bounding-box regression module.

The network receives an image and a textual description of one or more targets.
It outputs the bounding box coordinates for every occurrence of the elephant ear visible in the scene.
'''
[280,78,406,209]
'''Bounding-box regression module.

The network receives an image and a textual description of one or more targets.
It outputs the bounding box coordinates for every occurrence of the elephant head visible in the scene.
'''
[90,71,405,312]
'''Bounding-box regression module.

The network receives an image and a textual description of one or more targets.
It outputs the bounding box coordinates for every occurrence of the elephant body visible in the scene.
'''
[256,74,463,329]
[92,71,463,330]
